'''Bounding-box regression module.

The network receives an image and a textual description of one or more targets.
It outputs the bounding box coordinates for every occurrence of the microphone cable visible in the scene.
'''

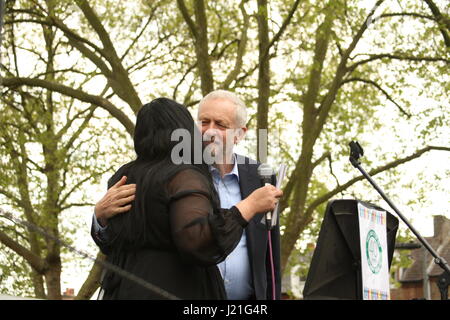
[267,230,276,300]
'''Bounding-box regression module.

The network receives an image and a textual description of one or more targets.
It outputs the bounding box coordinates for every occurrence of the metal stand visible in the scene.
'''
[349,141,450,300]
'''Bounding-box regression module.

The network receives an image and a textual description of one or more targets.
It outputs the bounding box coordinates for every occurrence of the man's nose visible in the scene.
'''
[206,121,217,130]
[204,128,220,142]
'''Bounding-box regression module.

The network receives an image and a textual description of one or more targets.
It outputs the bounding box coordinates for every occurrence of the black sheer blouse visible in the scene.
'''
[99,165,248,300]
[167,168,248,265]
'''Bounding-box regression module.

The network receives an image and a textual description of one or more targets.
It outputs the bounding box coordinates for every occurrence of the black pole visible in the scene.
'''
[349,141,450,299]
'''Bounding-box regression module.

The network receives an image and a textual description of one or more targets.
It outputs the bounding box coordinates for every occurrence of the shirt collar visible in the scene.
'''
[210,153,240,182]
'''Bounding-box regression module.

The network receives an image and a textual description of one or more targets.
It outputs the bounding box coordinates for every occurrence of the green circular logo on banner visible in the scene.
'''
[366,229,382,274]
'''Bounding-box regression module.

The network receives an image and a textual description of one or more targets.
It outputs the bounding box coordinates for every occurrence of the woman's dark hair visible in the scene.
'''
[106,98,218,250]
[134,98,194,162]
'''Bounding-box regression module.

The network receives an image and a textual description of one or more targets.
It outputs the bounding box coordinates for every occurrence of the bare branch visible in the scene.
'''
[327,154,342,193]
[311,151,330,171]
[75,251,105,300]
[34,68,91,78]
[0,227,48,274]
[176,0,199,39]
[423,0,450,47]
[221,0,250,89]
[6,16,111,67]
[341,77,412,117]
[57,83,110,141]
[58,165,113,209]
[59,202,95,211]
[264,0,303,60]
[306,145,450,214]
[173,62,197,100]
[75,0,118,57]
[0,188,23,208]
[2,77,135,135]
[62,107,96,152]
[302,2,335,122]
[120,15,153,62]
[208,2,224,58]
[348,53,449,73]
[378,12,434,21]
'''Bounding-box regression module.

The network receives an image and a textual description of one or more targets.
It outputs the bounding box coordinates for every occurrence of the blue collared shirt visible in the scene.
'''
[210,156,253,300]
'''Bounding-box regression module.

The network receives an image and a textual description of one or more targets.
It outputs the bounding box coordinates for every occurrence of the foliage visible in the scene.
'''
[1,0,448,298]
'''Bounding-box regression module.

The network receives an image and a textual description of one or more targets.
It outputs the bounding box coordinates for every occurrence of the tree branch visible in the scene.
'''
[326,153,342,193]
[221,0,250,89]
[312,151,330,171]
[341,77,412,117]
[264,0,302,60]
[14,2,139,112]
[306,145,450,214]
[302,1,335,137]
[75,251,105,300]
[7,16,112,70]
[119,14,154,61]
[378,12,434,21]
[75,0,117,57]
[59,202,95,211]
[58,166,113,208]
[347,54,449,73]
[173,62,197,101]
[176,0,198,39]
[55,105,93,142]
[0,188,23,208]
[423,0,450,47]
[63,107,96,152]
[312,1,418,143]
[0,226,48,274]
[2,77,135,135]
[193,0,214,94]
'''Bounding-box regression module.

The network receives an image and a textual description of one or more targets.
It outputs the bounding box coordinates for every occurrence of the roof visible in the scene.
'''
[399,215,450,282]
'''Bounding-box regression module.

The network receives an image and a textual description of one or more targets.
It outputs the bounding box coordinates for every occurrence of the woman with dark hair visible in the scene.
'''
[94,98,282,299]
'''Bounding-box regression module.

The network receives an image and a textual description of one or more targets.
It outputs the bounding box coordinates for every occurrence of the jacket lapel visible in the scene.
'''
[236,154,267,271]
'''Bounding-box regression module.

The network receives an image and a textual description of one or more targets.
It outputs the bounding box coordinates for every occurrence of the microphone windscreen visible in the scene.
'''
[257,163,274,178]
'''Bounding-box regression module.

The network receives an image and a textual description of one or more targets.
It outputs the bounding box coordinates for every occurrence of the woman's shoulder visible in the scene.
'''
[107,161,136,187]
[166,164,211,194]
[171,164,207,177]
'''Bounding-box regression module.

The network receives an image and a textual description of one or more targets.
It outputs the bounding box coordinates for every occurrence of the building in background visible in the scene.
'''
[391,215,450,300]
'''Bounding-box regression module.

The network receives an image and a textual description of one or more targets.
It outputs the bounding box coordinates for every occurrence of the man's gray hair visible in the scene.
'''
[199,90,248,127]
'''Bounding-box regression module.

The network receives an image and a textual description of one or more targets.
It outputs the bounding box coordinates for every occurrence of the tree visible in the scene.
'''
[273,0,449,274]
[1,0,448,298]
[0,0,129,298]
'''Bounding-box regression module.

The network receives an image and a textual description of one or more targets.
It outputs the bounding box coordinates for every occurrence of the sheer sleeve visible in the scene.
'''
[166,168,248,266]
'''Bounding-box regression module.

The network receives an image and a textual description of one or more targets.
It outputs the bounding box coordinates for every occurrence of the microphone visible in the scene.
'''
[257,163,274,230]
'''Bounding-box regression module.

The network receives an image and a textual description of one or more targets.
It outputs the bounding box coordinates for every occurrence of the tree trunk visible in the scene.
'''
[256,0,270,163]
[75,252,106,300]
[44,255,62,299]
[279,3,334,274]
[30,270,47,299]
[41,5,62,299]
[193,0,214,95]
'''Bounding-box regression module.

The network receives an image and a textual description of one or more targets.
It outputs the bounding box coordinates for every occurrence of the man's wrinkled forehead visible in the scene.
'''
[197,98,238,124]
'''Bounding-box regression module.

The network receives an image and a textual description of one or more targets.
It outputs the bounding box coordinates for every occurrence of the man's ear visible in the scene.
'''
[234,127,247,144]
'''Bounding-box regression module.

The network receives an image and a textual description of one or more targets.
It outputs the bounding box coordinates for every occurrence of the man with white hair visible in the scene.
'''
[92,90,281,300]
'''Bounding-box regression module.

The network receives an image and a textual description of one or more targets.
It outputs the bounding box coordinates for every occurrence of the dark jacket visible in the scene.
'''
[235,154,281,300]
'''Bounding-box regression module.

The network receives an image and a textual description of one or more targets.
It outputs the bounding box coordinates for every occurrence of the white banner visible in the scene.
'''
[358,203,391,300]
